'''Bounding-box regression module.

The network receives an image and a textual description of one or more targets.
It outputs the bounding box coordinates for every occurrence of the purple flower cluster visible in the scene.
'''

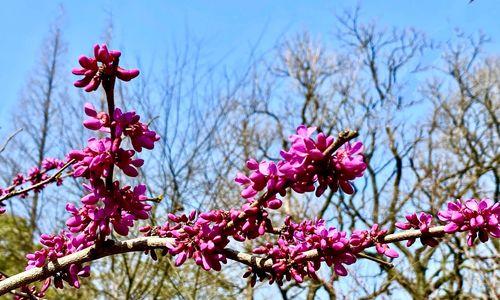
[0,157,65,200]
[65,102,160,241]
[438,198,500,246]
[167,211,230,271]
[71,103,159,179]
[250,218,356,285]
[150,209,402,286]
[24,49,158,294]
[396,212,439,247]
[236,125,366,201]
[142,204,276,272]
[7,277,51,300]
[350,224,399,259]
[26,231,92,289]
[114,108,160,152]
[73,44,139,92]
[66,183,152,238]
[82,104,160,152]
[69,137,144,178]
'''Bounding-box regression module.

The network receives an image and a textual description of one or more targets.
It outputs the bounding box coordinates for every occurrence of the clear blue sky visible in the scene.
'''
[0,0,498,129]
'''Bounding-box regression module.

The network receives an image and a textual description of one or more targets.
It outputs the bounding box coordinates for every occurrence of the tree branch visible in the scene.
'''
[0,225,447,295]
[0,159,75,203]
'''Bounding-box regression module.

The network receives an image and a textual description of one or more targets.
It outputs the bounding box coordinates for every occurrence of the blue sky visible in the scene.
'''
[0,0,498,129]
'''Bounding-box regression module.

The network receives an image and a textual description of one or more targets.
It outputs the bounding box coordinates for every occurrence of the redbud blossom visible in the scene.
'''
[73,44,139,92]
[236,125,367,200]
[395,212,439,247]
[83,102,110,131]
[438,198,499,246]
[25,231,93,289]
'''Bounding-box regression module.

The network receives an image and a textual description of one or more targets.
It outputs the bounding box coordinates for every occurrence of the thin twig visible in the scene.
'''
[357,252,394,269]
[0,128,23,154]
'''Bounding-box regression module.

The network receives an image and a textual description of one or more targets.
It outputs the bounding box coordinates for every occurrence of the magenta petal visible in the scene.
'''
[384,248,399,258]
[334,263,348,276]
[175,252,188,266]
[72,68,87,75]
[395,222,411,230]
[444,222,459,233]
[78,55,96,69]
[83,118,102,130]
[116,67,140,81]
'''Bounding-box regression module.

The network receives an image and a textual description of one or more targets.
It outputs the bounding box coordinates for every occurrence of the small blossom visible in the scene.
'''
[236,125,366,201]
[395,212,439,247]
[83,102,110,131]
[113,108,160,152]
[26,231,93,289]
[73,44,139,92]
[349,224,399,258]
[438,198,500,246]
[68,138,114,179]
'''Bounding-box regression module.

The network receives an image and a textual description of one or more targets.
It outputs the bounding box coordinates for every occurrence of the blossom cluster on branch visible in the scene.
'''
[21,45,158,295]
[72,44,139,92]
[0,158,67,214]
[0,44,498,299]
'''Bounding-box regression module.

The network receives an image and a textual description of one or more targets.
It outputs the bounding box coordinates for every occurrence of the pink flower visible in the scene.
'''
[235,160,287,199]
[66,182,151,239]
[25,231,93,289]
[41,157,65,170]
[329,141,366,194]
[12,173,24,186]
[114,147,144,177]
[438,198,500,246]
[165,210,229,271]
[73,44,140,92]
[369,224,399,259]
[350,224,399,259]
[27,167,49,192]
[395,212,439,247]
[83,102,110,131]
[68,138,114,179]
[113,108,160,152]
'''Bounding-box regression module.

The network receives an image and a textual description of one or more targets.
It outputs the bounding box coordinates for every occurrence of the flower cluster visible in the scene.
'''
[438,198,499,246]
[396,212,440,247]
[66,183,152,238]
[66,101,159,239]
[141,205,275,272]
[249,218,356,285]
[155,196,500,287]
[114,108,160,152]
[18,46,158,296]
[82,103,159,152]
[65,98,159,241]
[26,231,92,289]
[69,137,144,179]
[73,44,140,92]
[0,157,66,200]
[5,277,51,300]
[236,125,366,201]
[350,224,399,258]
